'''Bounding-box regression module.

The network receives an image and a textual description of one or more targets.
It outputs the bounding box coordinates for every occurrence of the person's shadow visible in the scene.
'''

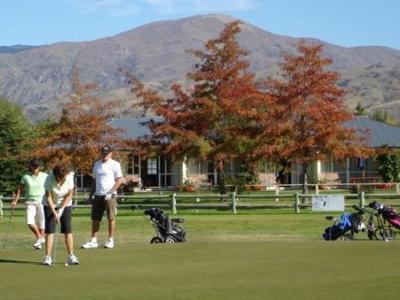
[0,258,41,265]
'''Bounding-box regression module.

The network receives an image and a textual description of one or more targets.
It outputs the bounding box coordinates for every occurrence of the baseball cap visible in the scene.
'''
[101,145,113,155]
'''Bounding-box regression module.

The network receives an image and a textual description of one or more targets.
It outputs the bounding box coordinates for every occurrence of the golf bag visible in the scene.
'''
[144,207,186,243]
[369,201,400,230]
[323,212,365,241]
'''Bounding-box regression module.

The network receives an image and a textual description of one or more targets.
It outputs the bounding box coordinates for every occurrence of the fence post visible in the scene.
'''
[315,184,319,195]
[396,183,400,195]
[275,186,279,202]
[232,192,237,214]
[295,193,300,213]
[172,193,177,214]
[359,191,365,208]
[0,195,3,219]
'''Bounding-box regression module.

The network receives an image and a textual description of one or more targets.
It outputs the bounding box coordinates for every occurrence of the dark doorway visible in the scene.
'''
[141,158,159,187]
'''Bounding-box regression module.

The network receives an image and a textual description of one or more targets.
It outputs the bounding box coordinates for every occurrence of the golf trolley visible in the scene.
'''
[361,201,400,241]
[144,208,186,244]
[322,207,365,241]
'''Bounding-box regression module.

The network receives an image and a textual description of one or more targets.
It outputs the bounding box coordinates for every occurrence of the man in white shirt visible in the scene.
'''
[82,145,124,249]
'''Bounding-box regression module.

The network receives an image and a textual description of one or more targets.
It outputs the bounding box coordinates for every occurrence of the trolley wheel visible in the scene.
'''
[367,229,378,240]
[150,237,163,244]
[342,233,354,241]
[375,228,395,241]
[165,236,176,244]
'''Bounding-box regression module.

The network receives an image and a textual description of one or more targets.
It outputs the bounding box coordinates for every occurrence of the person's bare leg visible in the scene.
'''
[108,219,115,239]
[45,234,54,256]
[28,224,41,239]
[65,233,74,255]
[91,220,100,238]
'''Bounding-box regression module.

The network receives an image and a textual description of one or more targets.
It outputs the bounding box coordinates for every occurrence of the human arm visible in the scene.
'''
[88,177,96,203]
[57,188,73,218]
[11,186,23,208]
[46,190,59,222]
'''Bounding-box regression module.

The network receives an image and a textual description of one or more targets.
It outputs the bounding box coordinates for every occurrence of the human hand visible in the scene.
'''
[57,207,64,219]
[105,192,113,201]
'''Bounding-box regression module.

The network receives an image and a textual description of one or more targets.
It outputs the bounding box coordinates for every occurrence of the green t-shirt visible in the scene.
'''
[20,171,48,202]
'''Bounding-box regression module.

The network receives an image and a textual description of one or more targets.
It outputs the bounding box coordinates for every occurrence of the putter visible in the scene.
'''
[52,221,59,266]
[2,205,15,249]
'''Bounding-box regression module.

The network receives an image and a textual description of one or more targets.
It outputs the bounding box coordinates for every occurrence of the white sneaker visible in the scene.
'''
[66,254,79,265]
[104,239,114,249]
[33,239,42,250]
[42,255,52,266]
[81,240,98,249]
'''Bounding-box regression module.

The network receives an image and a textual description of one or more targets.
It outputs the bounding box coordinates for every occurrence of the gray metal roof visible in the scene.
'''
[344,116,400,147]
[110,116,158,140]
[112,115,400,148]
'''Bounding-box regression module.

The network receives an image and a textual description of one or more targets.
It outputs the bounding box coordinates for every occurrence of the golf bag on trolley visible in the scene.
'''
[369,201,400,230]
[322,211,365,241]
[144,207,186,244]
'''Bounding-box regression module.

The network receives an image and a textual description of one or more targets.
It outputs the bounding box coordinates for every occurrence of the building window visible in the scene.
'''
[147,158,157,175]
[128,154,140,174]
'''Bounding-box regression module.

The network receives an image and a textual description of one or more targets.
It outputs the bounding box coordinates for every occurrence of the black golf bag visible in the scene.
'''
[144,207,186,244]
[323,211,365,240]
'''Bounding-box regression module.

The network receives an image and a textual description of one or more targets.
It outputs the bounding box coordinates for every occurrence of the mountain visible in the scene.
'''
[1,14,400,121]
[0,45,39,54]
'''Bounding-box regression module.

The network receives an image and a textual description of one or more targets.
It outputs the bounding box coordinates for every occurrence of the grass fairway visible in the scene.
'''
[1,211,400,299]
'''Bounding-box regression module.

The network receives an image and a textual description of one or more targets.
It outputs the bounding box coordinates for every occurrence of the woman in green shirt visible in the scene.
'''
[12,159,48,249]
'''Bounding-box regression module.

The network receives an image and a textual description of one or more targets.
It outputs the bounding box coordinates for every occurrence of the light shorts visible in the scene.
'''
[91,195,117,221]
[25,201,45,229]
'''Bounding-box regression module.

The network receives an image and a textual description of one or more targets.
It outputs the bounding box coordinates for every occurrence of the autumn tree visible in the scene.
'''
[266,41,369,193]
[128,21,263,194]
[31,66,121,174]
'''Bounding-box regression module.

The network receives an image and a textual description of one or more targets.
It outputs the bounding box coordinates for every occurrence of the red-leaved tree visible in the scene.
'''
[30,66,122,174]
[266,41,370,193]
[128,21,265,194]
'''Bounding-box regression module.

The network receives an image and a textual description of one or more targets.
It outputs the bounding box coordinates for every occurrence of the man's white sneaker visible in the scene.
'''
[66,254,79,265]
[42,255,52,266]
[104,239,114,249]
[81,240,98,249]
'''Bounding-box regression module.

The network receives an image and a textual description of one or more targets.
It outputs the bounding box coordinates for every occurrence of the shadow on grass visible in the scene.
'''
[0,258,41,265]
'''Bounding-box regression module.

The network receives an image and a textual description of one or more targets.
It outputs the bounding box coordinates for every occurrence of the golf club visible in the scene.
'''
[2,205,15,249]
[52,219,59,266]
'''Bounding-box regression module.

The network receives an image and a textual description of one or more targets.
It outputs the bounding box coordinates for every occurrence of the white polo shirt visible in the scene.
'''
[43,172,74,207]
[93,158,123,196]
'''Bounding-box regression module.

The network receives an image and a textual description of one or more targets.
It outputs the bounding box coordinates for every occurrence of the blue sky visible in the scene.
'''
[1,0,399,49]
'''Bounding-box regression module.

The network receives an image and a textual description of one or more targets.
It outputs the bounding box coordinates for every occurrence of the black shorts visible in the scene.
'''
[44,206,72,234]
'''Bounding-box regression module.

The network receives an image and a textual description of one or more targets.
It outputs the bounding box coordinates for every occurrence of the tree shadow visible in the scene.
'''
[0,258,41,265]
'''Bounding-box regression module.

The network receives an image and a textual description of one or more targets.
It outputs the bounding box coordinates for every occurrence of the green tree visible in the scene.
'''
[371,109,398,126]
[354,102,368,116]
[0,97,32,195]
[376,149,400,182]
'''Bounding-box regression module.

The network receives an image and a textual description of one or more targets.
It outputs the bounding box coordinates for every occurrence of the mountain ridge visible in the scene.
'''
[1,14,400,121]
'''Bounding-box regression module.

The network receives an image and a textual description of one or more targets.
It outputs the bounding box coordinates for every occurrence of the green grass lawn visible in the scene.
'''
[1,210,400,299]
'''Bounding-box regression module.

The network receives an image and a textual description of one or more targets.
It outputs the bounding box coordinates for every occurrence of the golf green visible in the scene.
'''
[1,213,399,299]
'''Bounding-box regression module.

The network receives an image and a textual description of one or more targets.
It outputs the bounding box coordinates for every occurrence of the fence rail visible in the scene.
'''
[1,189,400,217]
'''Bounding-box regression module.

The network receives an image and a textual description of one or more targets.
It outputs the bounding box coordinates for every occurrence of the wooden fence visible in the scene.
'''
[1,189,400,217]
